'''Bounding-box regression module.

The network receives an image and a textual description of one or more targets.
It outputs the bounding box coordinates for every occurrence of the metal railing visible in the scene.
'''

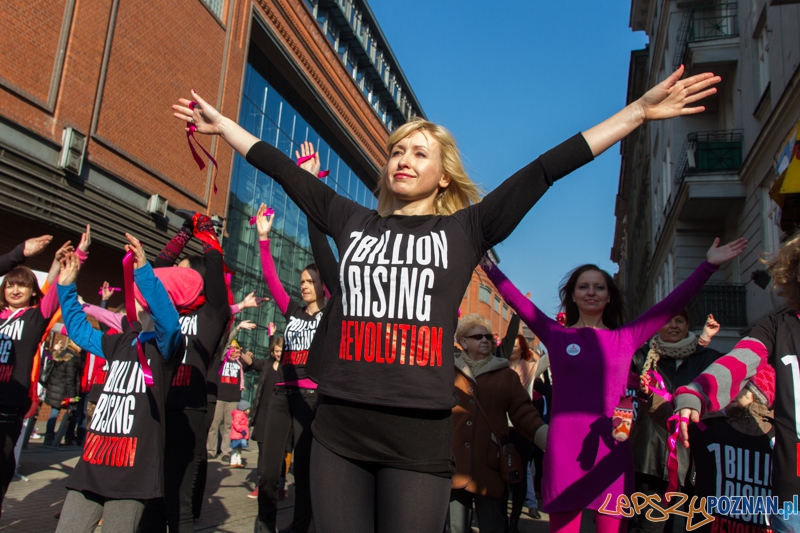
[674,130,743,189]
[687,283,747,330]
[673,2,739,71]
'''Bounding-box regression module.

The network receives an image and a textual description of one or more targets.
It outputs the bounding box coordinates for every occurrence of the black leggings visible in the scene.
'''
[310,438,451,533]
[0,407,24,510]
[256,388,317,533]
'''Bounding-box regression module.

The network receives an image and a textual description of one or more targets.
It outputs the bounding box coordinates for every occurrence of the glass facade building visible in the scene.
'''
[224,46,379,398]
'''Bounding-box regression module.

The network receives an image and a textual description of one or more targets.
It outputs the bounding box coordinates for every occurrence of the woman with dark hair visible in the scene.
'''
[0,232,87,512]
[253,206,326,533]
[481,237,746,533]
[175,65,721,532]
[43,339,81,447]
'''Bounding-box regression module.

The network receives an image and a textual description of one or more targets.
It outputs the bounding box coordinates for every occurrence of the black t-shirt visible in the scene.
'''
[748,312,800,504]
[87,359,109,405]
[690,418,774,533]
[67,325,183,499]
[0,307,51,410]
[246,132,594,464]
[217,357,242,403]
[166,303,229,410]
[281,300,322,383]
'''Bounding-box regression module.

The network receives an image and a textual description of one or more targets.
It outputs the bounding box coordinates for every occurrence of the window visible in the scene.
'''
[762,179,784,253]
[502,305,508,320]
[494,296,501,313]
[756,21,770,97]
[200,0,224,19]
[479,285,491,304]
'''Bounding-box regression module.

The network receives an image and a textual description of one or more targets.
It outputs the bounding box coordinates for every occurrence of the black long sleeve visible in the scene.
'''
[476,133,594,248]
[203,249,230,313]
[308,220,339,296]
[496,313,521,360]
[246,142,338,233]
[0,243,26,277]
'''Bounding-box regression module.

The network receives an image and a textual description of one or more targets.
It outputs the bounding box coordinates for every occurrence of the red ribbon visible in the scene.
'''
[647,370,673,402]
[296,154,329,178]
[122,252,154,387]
[665,414,689,499]
[186,102,218,194]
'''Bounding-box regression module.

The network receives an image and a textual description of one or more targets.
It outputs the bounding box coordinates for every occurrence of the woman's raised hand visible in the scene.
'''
[705,237,748,265]
[124,233,147,269]
[23,235,53,257]
[172,90,223,135]
[296,141,321,176]
[58,253,81,286]
[78,224,91,253]
[255,204,274,241]
[637,65,721,122]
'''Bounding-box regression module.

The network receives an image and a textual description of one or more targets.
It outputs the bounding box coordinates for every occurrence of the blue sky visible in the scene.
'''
[370,1,649,316]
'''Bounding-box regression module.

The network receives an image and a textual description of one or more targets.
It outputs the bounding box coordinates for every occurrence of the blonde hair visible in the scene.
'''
[455,313,491,345]
[376,118,483,217]
[762,231,800,310]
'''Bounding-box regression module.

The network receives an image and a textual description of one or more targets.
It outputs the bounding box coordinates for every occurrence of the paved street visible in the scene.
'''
[0,427,592,532]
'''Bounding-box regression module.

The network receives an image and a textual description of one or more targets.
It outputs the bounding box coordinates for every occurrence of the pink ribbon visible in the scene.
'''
[296,154,329,178]
[122,252,154,387]
[647,370,673,402]
[97,286,121,296]
[665,414,689,498]
[186,102,219,194]
[249,207,275,226]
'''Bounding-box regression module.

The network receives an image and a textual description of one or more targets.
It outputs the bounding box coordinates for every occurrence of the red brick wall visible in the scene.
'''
[458,268,514,344]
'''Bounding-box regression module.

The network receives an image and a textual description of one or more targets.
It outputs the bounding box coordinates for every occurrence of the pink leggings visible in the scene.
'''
[549,510,627,533]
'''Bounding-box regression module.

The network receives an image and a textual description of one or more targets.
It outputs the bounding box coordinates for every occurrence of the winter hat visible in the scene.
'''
[237,400,251,411]
[745,363,776,407]
[134,267,204,313]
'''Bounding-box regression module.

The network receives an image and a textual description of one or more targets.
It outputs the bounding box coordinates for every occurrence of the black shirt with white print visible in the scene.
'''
[747,312,800,505]
[281,299,322,383]
[69,323,183,500]
[0,307,50,410]
[217,355,242,403]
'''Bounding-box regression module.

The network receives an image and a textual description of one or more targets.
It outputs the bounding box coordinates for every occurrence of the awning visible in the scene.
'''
[771,120,800,204]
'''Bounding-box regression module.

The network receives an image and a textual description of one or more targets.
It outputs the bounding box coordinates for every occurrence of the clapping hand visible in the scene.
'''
[58,253,81,286]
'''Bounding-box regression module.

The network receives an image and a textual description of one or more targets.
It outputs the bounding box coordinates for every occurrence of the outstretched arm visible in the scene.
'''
[173,92,336,232]
[481,260,560,347]
[255,205,290,314]
[624,238,747,347]
[496,313,520,360]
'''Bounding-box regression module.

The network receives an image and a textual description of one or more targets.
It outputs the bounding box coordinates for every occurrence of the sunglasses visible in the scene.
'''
[466,333,493,341]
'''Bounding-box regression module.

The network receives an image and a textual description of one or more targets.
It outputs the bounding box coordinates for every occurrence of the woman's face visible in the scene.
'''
[658,315,689,344]
[300,269,324,304]
[572,270,610,317]
[385,131,449,208]
[271,346,283,363]
[4,281,33,309]
[460,325,493,359]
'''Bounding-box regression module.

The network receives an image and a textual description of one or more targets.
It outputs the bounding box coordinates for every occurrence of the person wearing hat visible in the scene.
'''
[627,312,722,533]
[229,399,251,469]
[645,363,775,533]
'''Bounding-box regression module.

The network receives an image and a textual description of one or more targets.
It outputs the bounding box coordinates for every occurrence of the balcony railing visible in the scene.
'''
[674,130,743,189]
[673,2,739,70]
[687,283,747,330]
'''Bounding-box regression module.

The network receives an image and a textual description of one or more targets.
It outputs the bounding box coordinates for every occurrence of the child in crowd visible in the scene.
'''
[230,400,251,469]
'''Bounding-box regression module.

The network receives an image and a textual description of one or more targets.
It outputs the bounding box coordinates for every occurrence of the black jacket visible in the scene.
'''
[44,348,80,409]
[629,341,721,484]
[245,356,282,440]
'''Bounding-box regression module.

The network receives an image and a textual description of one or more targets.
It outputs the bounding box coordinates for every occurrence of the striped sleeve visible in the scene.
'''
[674,337,768,415]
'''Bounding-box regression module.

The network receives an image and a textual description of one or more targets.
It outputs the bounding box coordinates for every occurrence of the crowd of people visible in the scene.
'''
[0,62,794,533]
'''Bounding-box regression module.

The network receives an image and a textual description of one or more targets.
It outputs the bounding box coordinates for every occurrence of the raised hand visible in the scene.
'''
[268,322,276,336]
[706,237,748,265]
[255,204,274,241]
[172,90,223,135]
[101,281,113,301]
[700,314,720,344]
[124,233,147,269]
[58,253,81,286]
[78,224,91,253]
[639,374,651,397]
[637,66,721,121]
[296,141,321,176]
[54,241,74,263]
[23,235,53,257]
[238,320,257,331]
